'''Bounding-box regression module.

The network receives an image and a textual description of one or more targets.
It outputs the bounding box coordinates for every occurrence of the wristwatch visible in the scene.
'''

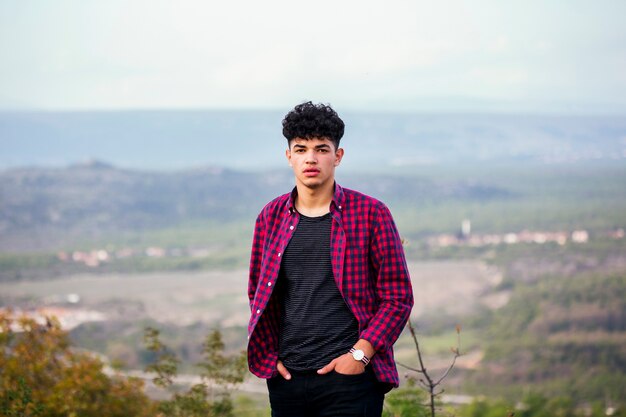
[349,347,370,366]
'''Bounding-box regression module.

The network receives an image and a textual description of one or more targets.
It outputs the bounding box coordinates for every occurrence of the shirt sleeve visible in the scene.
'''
[248,212,266,310]
[360,204,414,353]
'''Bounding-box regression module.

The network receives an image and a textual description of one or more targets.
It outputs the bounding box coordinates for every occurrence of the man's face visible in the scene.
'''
[286,137,344,190]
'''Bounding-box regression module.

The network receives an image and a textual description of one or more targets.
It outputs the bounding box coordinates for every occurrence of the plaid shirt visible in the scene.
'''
[247,183,413,387]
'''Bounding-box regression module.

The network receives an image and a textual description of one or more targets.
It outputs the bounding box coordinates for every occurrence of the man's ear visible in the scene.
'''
[286,148,292,166]
[334,148,344,166]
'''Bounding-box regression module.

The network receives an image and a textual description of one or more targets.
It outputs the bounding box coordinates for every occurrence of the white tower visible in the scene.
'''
[461,219,471,238]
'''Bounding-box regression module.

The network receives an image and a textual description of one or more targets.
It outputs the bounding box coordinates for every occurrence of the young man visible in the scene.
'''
[247,102,413,416]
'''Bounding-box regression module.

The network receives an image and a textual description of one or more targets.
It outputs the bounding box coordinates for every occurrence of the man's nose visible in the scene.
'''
[305,151,317,163]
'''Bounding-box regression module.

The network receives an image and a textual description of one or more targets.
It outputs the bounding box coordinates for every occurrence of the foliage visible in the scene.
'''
[144,327,180,388]
[197,329,248,385]
[0,253,62,282]
[458,397,511,417]
[0,253,58,271]
[381,389,626,417]
[457,393,626,417]
[469,271,626,404]
[231,395,271,417]
[0,312,153,417]
[383,381,430,417]
[143,326,247,417]
[0,313,249,417]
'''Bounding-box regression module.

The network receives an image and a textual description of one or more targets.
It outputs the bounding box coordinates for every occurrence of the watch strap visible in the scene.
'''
[349,347,370,366]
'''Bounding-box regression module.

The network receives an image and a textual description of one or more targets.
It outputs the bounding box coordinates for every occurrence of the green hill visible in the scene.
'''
[468,270,626,403]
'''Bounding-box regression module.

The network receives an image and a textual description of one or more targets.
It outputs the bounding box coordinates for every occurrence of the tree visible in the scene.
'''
[0,312,153,417]
[0,312,249,417]
[143,326,247,417]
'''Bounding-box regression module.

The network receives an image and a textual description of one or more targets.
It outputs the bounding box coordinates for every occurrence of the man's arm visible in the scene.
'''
[318,204,413,375]
[248,213,266,309]
[359,204,414,353]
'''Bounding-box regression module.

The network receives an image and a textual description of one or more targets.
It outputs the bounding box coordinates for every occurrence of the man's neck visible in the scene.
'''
[294,181,334,217]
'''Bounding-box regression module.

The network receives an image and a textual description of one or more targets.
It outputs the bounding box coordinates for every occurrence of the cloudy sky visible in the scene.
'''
[1,0,625,113]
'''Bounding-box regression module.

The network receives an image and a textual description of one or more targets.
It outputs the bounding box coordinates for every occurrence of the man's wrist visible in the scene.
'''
[352,338,375,359]
[349,347,371,366]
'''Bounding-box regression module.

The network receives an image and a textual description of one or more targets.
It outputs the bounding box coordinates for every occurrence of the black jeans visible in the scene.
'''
[266,367,385,417]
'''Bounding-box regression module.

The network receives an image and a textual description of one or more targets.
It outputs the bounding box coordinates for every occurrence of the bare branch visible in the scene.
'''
[400,319,463,417]
[396,361,424,373]
[433,350,461,387]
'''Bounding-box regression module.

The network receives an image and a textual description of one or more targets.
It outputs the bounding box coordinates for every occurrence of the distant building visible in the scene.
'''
[145,247,166,257]
[461,219,471,238]
[571,230,589,243]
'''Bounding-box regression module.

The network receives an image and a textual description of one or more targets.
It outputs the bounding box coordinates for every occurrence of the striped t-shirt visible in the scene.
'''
[277,212,359,370]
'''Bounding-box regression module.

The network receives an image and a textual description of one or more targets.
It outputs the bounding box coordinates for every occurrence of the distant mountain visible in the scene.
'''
[0,162,508,251]
[1,110,624,171]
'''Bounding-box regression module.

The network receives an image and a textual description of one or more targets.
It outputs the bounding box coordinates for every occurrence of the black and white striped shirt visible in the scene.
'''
[277,212,359,371]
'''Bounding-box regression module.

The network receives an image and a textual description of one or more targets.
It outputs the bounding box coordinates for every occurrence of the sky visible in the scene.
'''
[1,0,625,114]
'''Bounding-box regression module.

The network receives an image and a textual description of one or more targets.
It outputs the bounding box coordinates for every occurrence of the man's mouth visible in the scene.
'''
[303,168,320,177]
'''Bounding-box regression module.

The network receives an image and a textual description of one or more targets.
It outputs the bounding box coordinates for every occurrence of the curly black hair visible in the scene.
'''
[282,101,345,149]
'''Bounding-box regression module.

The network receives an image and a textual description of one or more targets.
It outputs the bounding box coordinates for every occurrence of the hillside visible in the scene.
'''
[468,270,626,403]
[0,161,508,252]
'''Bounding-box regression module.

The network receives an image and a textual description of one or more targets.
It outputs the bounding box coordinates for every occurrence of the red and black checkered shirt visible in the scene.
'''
[247,183,413,387]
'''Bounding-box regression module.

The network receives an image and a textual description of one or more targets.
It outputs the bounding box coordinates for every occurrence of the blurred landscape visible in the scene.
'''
[1,110,625,412]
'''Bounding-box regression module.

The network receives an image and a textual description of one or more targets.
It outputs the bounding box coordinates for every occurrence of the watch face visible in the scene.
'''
[352,349,365,361]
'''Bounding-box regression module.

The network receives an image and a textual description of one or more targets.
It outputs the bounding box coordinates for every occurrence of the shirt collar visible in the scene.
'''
[285,182,346,214]
[332,182,346,212]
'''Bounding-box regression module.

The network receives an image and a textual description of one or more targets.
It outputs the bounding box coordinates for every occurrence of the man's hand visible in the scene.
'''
[317,353,365,375]
[317,338,375,375]
[276,360,291,380]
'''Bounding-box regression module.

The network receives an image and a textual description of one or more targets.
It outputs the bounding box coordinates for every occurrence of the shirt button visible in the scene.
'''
[338,205,342,209]
[268,282,272,286]
[256,309,261,314]
[278,252,282,257]
[289,225,294,230]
